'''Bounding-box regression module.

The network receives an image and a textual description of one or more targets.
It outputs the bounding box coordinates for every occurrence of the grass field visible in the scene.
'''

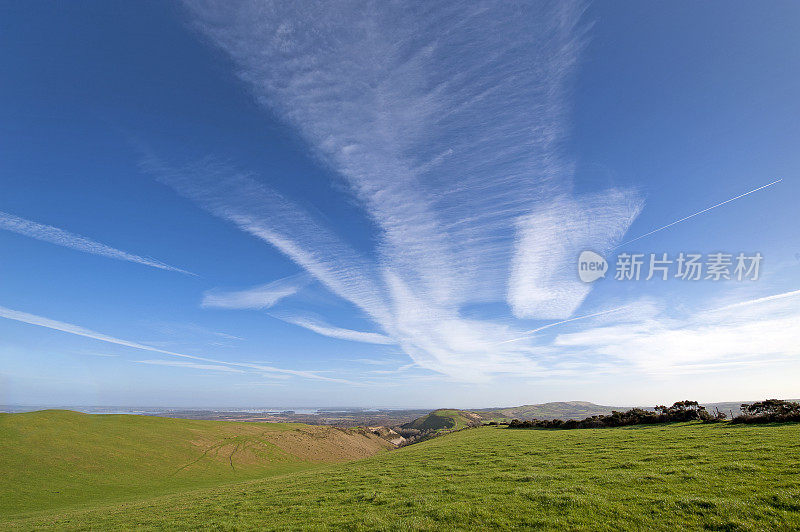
[2,414,799,530]
[0,410,391,517]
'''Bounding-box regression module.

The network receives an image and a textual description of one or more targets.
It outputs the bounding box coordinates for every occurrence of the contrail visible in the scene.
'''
[0,303,353,384]
[712,288,800,312]
[614,179,782,249]
[0,210,195,275]
[499,306,627,344]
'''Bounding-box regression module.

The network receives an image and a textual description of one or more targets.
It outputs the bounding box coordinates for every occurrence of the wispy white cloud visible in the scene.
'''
[202,274,309,309]
[0,303,352,384]
[0,210,194,275]
[141,155,392,325]
[144,321,244,342]
[255,372,291,380]
[362,362,418,376]
[162,1,643,380]
[350,358,402,366]
[508,192,642,319]
[500,305,629,345]
[135,359,245,373]
[552,296,800,375]
[276,314,395,345]
[183,0,601,305]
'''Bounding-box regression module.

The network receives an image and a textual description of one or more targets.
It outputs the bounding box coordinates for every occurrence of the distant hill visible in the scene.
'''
[698,401,800,418]
[475,401,622,421]
[401,409,483,431]
[0,409,392,515]
[474,400,799,422]
[401,403,626,429]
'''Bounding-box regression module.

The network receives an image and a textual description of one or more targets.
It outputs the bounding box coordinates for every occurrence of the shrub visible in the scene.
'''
[732,399,800,424]
[507,400,742,430]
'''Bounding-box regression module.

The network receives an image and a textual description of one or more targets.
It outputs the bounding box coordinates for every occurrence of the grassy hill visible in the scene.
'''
[0,411,800,530]
[0,410,392,516]
[3,419,799,529]
[401,409,482,431]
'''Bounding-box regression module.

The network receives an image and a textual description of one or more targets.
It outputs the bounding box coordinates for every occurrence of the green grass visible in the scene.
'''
[3,419,799,530]
[0,410,390,517]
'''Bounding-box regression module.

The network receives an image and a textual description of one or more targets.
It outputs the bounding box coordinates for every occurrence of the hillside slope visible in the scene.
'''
[401,409,482,431]
[4,422,799,530]
[0,410,391,515]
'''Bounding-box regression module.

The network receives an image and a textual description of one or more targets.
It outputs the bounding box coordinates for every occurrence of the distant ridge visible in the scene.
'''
[475,401,621,421]
[398,403,622,433]
[473,400,799,421]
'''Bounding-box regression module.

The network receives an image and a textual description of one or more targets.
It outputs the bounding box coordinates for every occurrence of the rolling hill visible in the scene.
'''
[0,410,392,515]
[2,419,798,529]
[400,409,483,431]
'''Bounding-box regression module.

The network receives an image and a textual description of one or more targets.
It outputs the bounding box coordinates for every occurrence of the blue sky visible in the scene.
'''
[1,1,798,408]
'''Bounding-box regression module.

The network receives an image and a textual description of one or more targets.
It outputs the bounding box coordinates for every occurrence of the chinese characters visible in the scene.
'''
[614,252,761,281]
